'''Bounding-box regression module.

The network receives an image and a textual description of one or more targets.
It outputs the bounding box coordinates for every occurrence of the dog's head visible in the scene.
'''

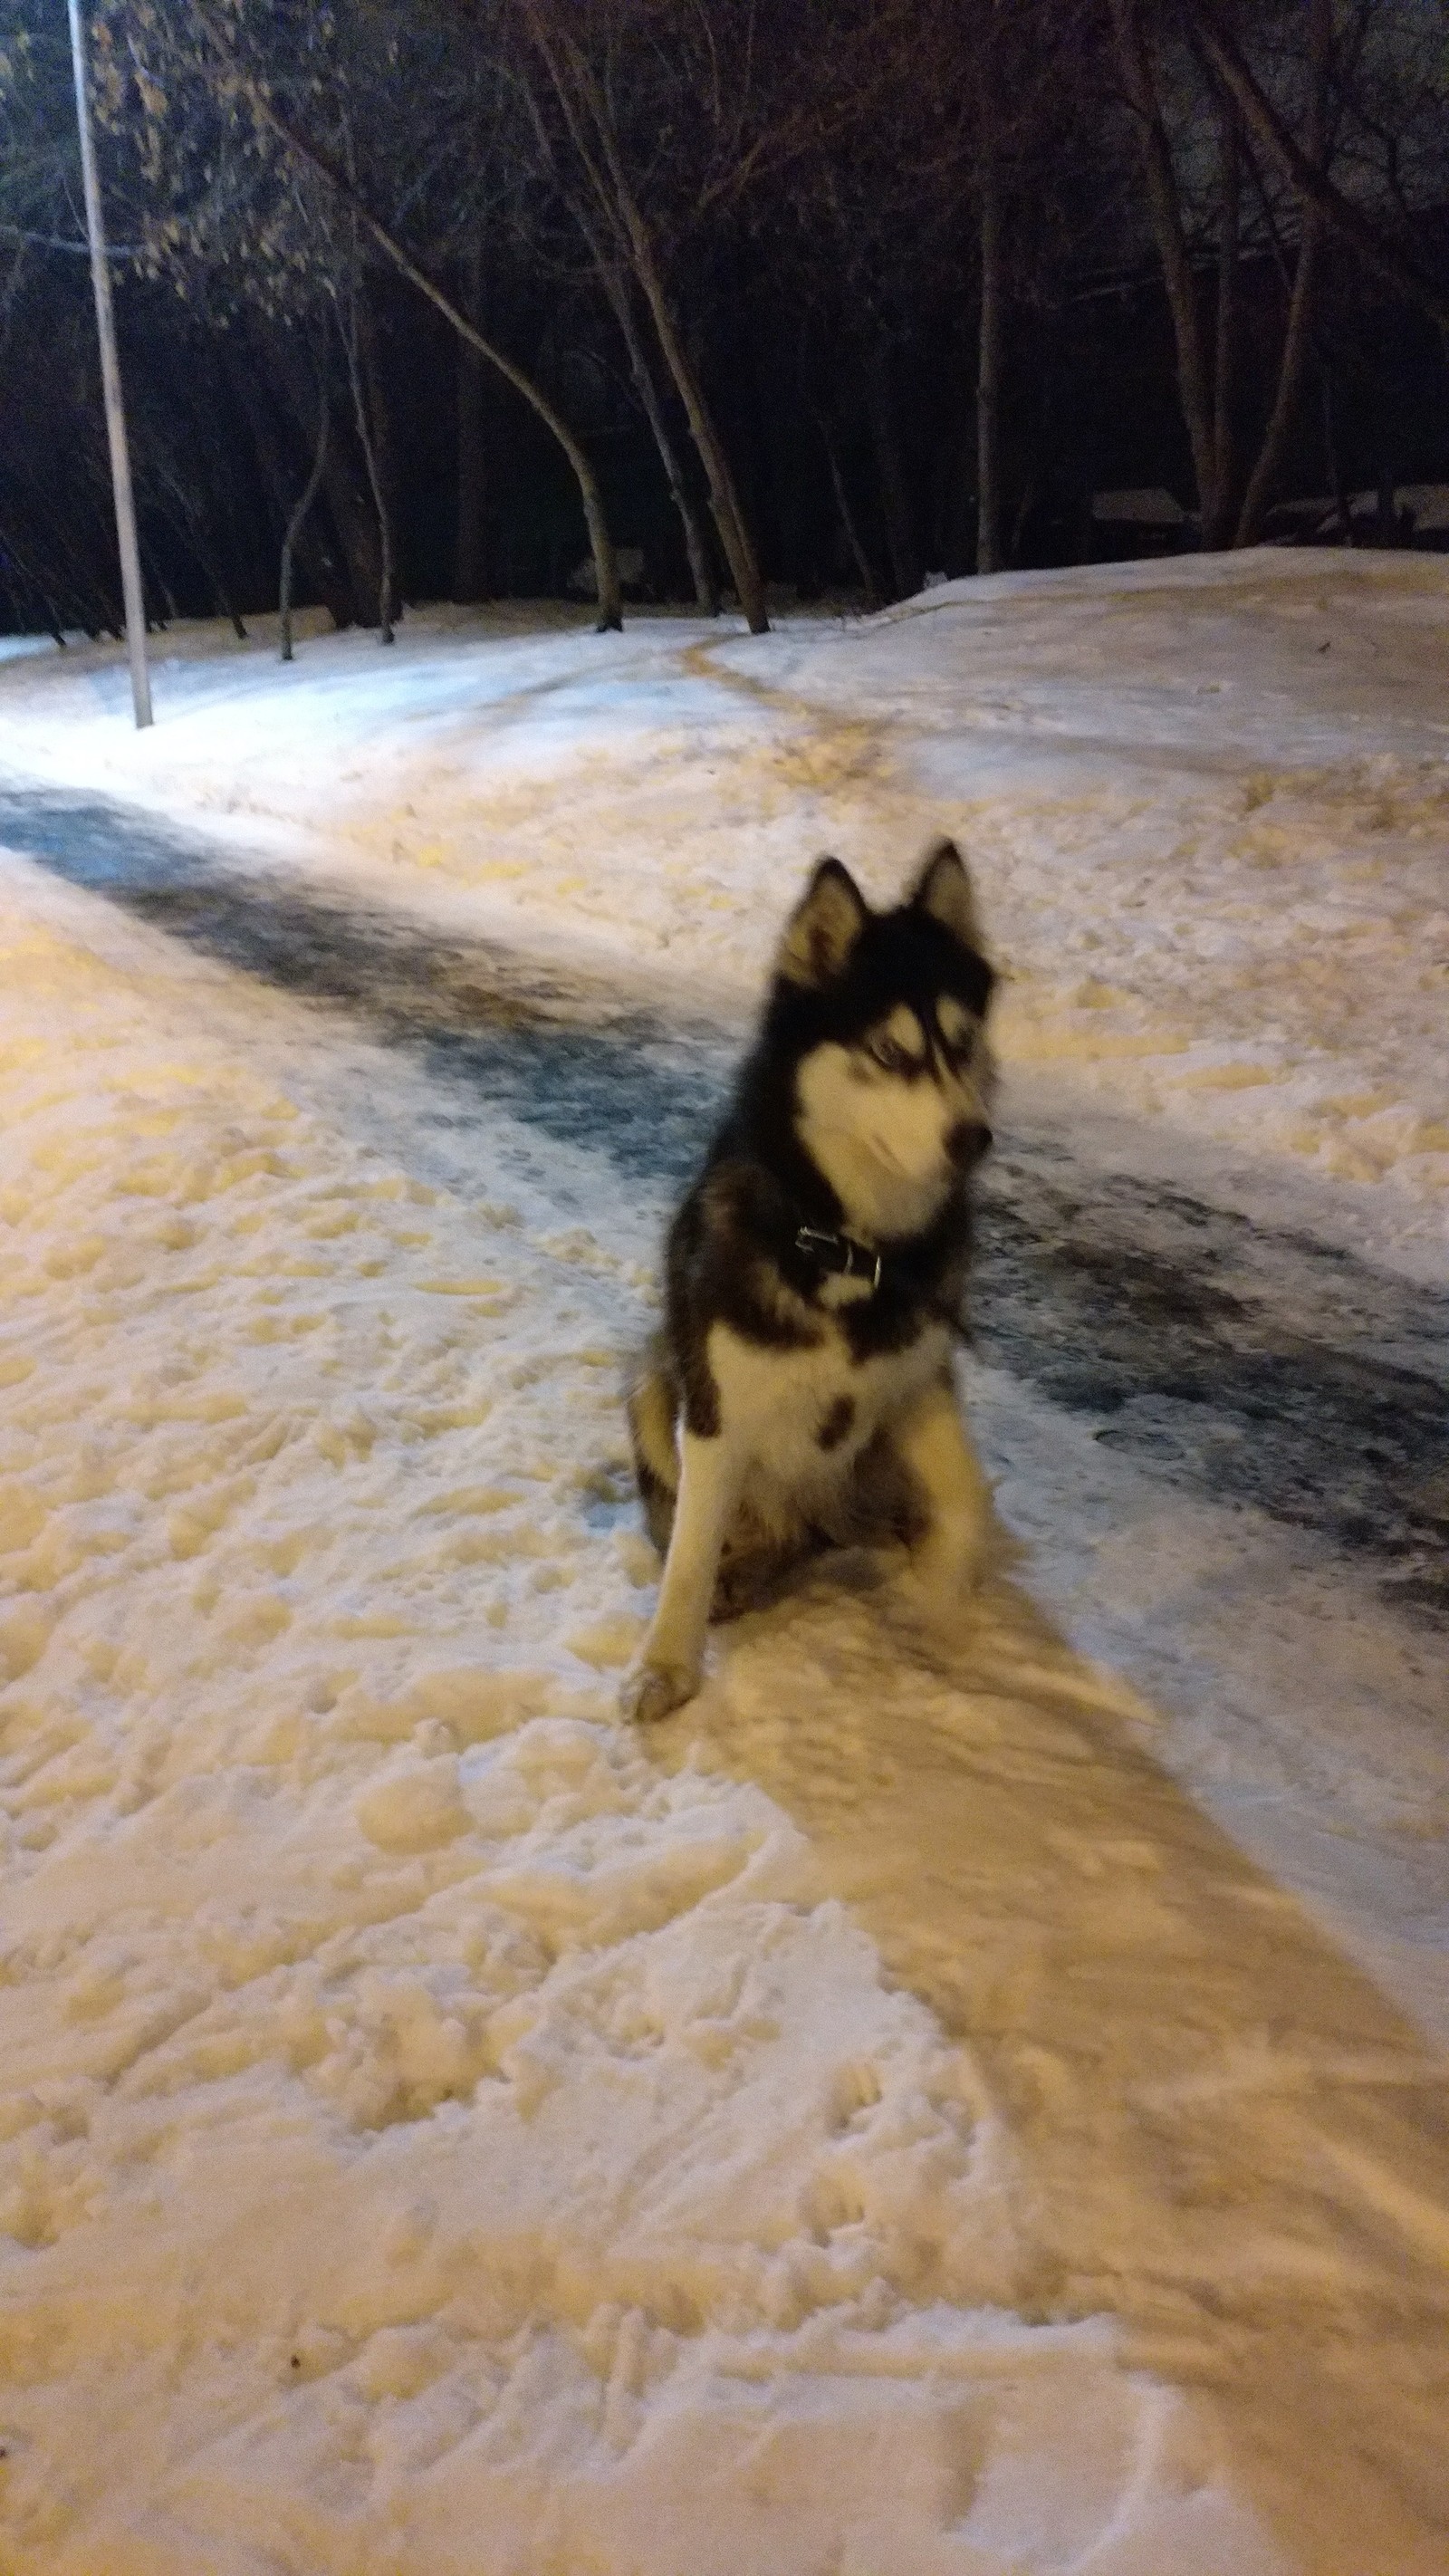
[767,841,996,1241]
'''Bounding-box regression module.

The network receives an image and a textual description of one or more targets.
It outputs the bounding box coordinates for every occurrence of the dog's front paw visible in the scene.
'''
[899,1540,988,1632]
[619,1657,699,1725]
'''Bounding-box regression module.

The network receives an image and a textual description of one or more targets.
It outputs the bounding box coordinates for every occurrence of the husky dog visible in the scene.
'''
[621,839,996,1724]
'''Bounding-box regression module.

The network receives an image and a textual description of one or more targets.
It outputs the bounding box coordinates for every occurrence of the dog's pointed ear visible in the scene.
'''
[909,839,984,952]
[776,857,868,988]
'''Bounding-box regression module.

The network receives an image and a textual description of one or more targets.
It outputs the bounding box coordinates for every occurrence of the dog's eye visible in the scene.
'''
[867,1035,910,1073]
[936,996,977,1060]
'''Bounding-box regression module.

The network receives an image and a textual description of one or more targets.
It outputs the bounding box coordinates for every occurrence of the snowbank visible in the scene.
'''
[1,550,1446,1270]
[0,877,1282,2572]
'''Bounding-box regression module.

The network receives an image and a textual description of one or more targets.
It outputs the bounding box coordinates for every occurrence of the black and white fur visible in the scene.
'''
[621,839,997,1725]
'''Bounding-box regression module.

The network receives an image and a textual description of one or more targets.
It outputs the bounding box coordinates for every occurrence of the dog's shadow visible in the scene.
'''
[646,1548,1449,2576]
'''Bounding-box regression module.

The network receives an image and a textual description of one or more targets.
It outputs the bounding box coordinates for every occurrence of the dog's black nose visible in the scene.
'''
[948,1119,993,1169]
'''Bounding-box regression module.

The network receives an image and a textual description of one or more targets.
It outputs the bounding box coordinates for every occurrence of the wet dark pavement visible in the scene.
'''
[3,779,1445,1621]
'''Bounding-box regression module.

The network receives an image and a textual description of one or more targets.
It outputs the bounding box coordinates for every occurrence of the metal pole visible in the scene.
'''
[67,0,152,727]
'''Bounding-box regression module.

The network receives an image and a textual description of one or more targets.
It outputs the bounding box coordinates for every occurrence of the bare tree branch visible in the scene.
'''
[1190,0,1449,333]
[187,1,624,629]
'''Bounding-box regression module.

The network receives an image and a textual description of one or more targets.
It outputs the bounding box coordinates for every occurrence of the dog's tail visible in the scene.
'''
[624,1334,678,1552]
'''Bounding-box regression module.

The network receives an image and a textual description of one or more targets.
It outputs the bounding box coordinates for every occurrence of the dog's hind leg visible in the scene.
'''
[620,1427,738,1723]
[711,1526,819,1620]
[892,1370,991,1613]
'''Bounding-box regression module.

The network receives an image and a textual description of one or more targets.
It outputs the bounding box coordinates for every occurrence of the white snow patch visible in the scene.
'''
[1,551,1444,1273]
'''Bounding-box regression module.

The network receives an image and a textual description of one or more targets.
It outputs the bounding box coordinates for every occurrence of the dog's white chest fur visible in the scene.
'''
[705,1313,948,1510]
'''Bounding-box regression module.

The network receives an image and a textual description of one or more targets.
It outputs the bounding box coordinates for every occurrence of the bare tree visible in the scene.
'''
[816,405,880,602]
[280,345,330,659]
[251,96,623,627]
[110,0,626,628]
[6,0,1446,646]
[964,0,1083,572]
[341,245,396,644]
[1108,0,1223,533]
[821,0,1104,583]
[1103,0,1408,550]
[514,0,769,630]
[975,77,1008,573]
[453,235,489,602]
[1232,0,1331,544]
[511,55,719,609]
[1189,0,1449,335]
[1207,82,1241,545]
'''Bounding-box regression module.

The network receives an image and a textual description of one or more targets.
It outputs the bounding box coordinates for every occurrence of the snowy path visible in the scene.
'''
[0,850,1304,2576]
[1,802,1447,2568]
[3,779,1444,1622]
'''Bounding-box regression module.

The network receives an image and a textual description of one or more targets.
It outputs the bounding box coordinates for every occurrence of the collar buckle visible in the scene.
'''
[794,1224,883,1294]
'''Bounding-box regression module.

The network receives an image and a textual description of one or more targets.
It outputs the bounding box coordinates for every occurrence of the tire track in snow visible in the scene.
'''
[1,778,1445,1624]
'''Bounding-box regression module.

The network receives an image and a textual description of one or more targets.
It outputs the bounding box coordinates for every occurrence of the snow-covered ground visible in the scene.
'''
[3,549,1446,1275]
[1,559,1446,2573]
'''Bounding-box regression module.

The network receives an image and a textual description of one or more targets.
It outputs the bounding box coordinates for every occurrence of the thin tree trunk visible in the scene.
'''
[45,488,122,633]
[168,360,248,638]
[1319,363,1354,543]
[34,476,119,633]
[0,520,68,644]
[605,264,717,610]
[355,276,399,632]
[200,27,622,630]
[454,236,488,602]
[529,17,767,630]
[1235,228,1325,545]
[1110,0,1217,528]
[281,351,331,661]
[142,460,235,638]
[1204,98,1240,547]
[167,500,247,639]
[514,71,716,611]
[613,257,763,626]
[1009,470,1038,567]
[212,569,247,640]
[869,357,920,599]
[345,317,392,641]
[818,411,878,605]
[976,114,1005,576]
[602,199,763,625]
[75,501,127,632]
[318,428,385,620]
[1233,0,1330,546]
[139,531,175,625]
[231,340,354,627]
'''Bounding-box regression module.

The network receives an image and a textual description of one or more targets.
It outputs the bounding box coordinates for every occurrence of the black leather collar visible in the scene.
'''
[792,1223,883,1293]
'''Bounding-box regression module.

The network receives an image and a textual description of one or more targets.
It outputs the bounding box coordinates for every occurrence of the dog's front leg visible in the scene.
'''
[621,1428,737,1723]
[895,1371,991,1614]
